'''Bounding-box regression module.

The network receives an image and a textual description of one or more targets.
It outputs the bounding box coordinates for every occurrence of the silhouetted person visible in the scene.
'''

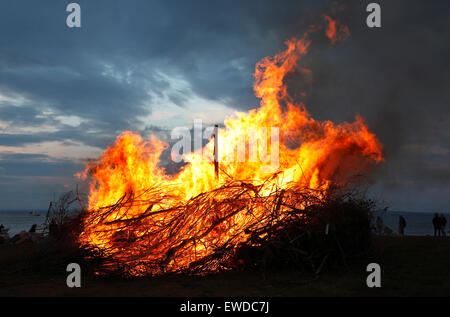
[29,224,37,233]
[398,216,406,236]
[433,213,441,237]
[376,216,384,235]
[49,219,58,238]
[441,214,447,237]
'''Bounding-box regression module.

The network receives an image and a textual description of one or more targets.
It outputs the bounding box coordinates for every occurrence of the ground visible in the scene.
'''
[1,236,449,296]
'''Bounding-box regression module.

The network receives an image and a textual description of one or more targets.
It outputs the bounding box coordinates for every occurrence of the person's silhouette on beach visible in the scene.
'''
[440,214,447,237]
[433,213,441,237]
[29,224,37,233]
[376,216,384,235]
[49,219,58,238]
[398,216,406,236]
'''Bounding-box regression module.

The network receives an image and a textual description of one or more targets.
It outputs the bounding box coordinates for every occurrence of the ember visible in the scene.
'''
[77,15,383,276]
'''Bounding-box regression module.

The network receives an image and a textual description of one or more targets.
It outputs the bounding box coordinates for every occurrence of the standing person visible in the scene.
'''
[433,213,441,237]
[49,218,58,238]
[440,214,447,237]
[398,216,406,236]
[376,216,384,235]
[29,224,37,233]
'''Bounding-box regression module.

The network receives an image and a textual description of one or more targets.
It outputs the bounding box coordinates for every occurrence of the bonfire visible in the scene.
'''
[76,15,383,276]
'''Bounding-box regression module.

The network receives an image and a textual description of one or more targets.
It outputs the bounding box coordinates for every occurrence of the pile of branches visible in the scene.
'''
[79,179,375,277]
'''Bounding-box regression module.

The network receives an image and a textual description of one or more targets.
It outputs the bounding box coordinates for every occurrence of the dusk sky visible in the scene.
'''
[0,0,448,212]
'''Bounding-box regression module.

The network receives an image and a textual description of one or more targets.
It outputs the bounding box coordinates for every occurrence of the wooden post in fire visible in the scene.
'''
[214,124,219,181]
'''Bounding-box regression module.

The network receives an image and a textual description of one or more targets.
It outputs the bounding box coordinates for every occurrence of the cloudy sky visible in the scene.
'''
[0,0,448,212]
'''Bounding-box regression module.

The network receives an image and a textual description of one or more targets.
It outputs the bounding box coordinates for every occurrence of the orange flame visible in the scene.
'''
[322,14,350,44]
[77,17,383,275]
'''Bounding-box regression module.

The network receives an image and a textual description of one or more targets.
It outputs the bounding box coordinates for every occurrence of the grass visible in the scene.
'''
[1,236,450,296]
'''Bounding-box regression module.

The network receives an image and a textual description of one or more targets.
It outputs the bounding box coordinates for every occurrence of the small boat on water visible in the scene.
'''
[29,211,40,216]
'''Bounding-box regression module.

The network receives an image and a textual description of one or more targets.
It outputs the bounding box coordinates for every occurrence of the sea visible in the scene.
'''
[0,211,47,236]
[0,210,448,237]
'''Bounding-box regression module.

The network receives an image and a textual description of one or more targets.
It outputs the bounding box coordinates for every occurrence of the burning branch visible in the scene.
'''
[78,175,373,277]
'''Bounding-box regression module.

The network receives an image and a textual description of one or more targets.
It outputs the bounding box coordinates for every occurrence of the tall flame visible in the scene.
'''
[78,16,383,275]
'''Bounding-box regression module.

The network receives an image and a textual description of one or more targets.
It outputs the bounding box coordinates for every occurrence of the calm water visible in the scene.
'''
[0,210,447,237]
[0,211,47,236]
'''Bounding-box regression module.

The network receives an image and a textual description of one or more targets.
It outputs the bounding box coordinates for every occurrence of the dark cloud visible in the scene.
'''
[285,1,450,210]
[0,105,47,126]
[0,153,81,177]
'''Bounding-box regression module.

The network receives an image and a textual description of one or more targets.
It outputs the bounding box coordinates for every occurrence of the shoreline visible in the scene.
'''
[2,209,448,237]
